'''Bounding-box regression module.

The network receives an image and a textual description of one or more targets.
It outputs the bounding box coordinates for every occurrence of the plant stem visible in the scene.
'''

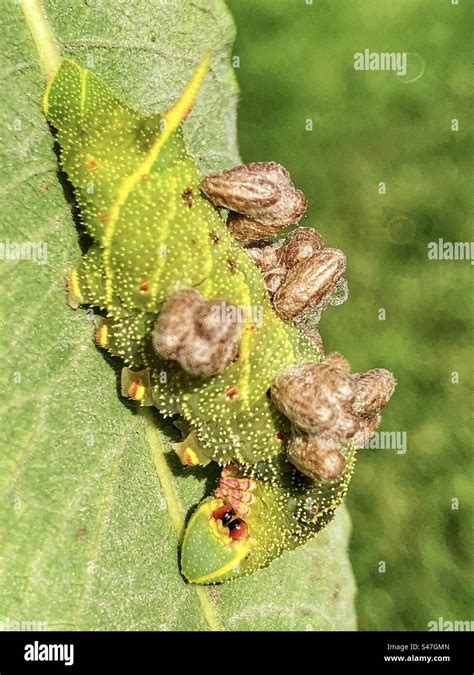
[19,0,61,77]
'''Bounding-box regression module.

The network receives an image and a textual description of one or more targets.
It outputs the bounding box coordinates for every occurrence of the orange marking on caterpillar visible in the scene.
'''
[139,280,150,292]
[87,158,98,172]
[225,387,238,400]
[129,381,145,401]
[100,213,109,223]
[182,448,199,466]
[95,324,108,348]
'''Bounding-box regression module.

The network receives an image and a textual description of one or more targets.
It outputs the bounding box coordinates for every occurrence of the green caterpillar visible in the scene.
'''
[44,54,391,584]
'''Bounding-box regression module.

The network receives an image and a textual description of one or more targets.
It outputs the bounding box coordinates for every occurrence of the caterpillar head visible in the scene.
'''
[181,468,290,584]
[181,497,252,584]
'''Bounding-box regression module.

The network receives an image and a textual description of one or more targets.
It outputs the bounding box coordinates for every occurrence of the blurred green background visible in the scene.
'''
[229,0,473,630]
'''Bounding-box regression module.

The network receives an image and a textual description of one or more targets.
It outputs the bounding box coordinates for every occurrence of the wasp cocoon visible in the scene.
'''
[281,226,324,267]
[273,248,346,321]
[271,361,358,440]
[202,161,307,243]
[152,288,243,377]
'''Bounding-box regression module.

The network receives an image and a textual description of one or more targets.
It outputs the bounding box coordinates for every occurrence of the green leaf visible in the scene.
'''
[0,0,356,630]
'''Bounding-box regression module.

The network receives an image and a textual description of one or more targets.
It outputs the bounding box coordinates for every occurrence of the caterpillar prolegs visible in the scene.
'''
[45,54,395,584]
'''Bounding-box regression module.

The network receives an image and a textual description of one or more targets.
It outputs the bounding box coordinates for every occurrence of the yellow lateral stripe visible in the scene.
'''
[43,69,54,117]
[191,545,248,585]
[102,51,211,303]
[162,50,211,142]
[43,60,63,117]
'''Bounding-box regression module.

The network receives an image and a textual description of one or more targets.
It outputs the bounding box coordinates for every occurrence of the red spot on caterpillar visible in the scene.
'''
[277,431,286,441]
[139,280,150,292]
[87,159,98,172]
[225,387,238,400]
[227,258,237,273]
[228,519,248,541]
[100,213,109,223]
[130,382,139,398]
[140,174,150,181]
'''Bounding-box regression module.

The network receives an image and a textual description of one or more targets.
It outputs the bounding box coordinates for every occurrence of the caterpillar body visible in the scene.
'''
[44,54,390,585]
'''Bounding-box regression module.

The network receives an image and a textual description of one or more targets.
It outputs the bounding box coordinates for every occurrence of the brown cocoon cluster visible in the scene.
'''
[201,161,307,243]
[152,288,242,377]
[271,354,396,481]
[203,163,345,326]
[245,228,346,325]
[271,361,358,440]
[201,158,396,482]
